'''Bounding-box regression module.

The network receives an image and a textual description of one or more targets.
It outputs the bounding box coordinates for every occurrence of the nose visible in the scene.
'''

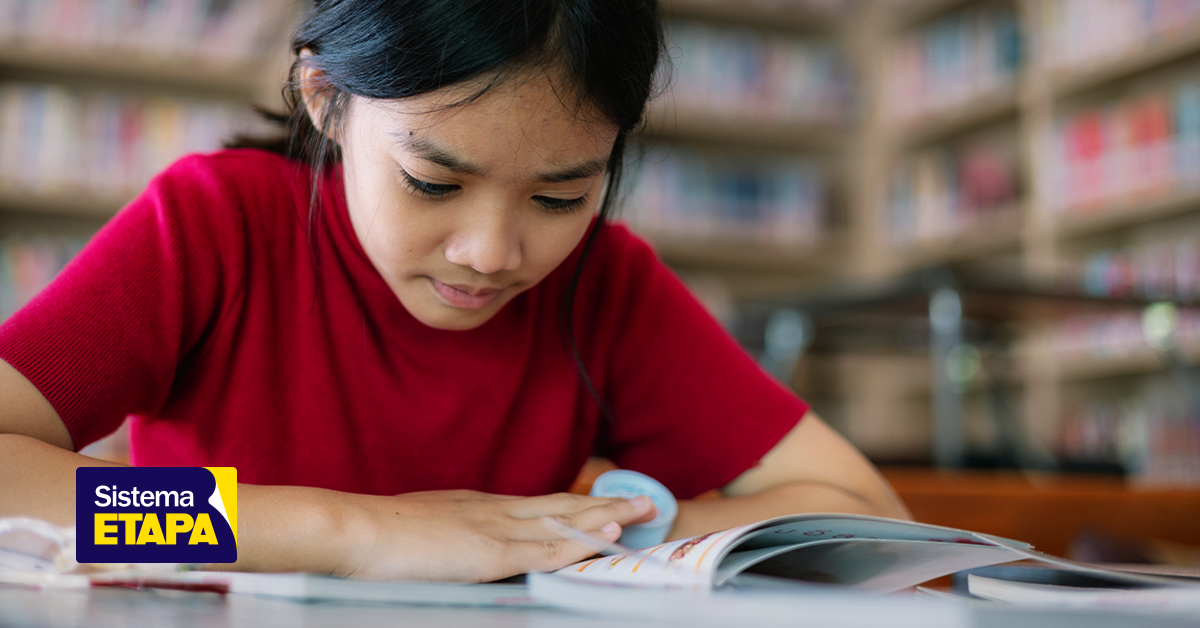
[443,209,523,275]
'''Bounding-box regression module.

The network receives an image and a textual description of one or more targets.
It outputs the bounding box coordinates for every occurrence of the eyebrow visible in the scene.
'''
[394,132,608,183]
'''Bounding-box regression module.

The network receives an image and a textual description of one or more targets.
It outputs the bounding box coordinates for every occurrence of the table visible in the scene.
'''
[3,581,1199,628]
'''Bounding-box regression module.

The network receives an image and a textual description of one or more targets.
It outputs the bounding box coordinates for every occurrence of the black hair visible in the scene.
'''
[233,0,665,417]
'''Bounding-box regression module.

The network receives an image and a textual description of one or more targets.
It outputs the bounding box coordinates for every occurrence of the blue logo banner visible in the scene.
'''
[76,467,237,564]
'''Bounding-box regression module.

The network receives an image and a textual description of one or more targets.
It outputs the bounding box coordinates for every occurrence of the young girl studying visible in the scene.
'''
[0,0,910,583]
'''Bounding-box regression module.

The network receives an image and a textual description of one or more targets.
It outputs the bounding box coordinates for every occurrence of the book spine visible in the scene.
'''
[628,147,828,248]
[3,0,281,67]
[0,81,262,202]
[885,4,1023,124]
[1039,0,1200,72]
[886,134,1019,248]
[1048,77,1200,215]
[666,20,850,125]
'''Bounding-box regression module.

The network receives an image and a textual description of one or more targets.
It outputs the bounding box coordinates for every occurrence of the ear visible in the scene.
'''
[297,49,338,142]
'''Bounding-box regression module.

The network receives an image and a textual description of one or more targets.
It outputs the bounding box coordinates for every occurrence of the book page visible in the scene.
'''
[554,522,762,588]
[556,514,1032,591]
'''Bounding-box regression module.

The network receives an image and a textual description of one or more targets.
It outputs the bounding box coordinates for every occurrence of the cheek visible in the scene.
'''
[526,213,596,272]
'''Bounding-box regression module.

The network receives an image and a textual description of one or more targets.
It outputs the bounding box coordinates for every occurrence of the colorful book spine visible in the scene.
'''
[0,82,264,202]
[1060,236,1200,302]
[0,0,285,67]
[667,20,851,125]
[884,4,1022,123]
[887,134,1019,247]
[627,147,827,248]
[1037,0,1200,73]
[1046,79,1200,214]
[1056,374,1200,485]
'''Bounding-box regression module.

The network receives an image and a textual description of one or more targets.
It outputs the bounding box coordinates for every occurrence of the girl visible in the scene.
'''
[0,0,909,582]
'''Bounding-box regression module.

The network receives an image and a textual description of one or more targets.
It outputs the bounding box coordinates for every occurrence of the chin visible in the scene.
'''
[412,306,498,331]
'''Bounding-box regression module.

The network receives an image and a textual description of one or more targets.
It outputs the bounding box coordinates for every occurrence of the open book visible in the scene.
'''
[542,513,1182,594]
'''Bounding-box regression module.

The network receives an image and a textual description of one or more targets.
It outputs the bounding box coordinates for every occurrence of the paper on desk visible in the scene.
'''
[968,574,1200,613]
[528,571,970,628]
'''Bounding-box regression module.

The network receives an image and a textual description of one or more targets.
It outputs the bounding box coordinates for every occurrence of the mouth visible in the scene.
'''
[428,278,505,310]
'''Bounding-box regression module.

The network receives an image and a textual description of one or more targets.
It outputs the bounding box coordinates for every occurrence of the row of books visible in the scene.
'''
[883,4,1022,124]
[0,235,86,321]
[1044,79,1200,214]
[626,147,827,247]
[1061,236,1200,302]
[666,20,851,125]
[1048,308,1200,362]
[0,0,288,68]
[1057,378,1200,485]
[886,133,1020,247]
[1036,0,1200,73]
[0,82,263,203]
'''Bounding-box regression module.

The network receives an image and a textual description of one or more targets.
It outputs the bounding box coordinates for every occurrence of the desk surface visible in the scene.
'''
[4,583,1200,628]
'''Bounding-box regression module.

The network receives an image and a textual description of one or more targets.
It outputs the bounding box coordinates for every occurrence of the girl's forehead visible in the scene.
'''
[352,75,618,172]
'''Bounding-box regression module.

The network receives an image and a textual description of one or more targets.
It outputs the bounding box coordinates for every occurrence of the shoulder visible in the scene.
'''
[130,148,308,239]
[148,148,300,208]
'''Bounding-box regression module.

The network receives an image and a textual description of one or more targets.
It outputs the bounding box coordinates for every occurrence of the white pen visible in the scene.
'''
[538,516,672,567]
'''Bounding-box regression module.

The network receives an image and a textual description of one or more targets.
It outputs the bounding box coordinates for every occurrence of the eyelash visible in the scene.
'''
[399,169,458,199]
[398,168,590,214]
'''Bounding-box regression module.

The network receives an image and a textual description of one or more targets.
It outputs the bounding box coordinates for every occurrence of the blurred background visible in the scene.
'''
[2,0,1200,566]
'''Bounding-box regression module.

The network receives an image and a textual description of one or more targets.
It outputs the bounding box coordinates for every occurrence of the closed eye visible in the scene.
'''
[399,168,458,199]
[534,194,589,214]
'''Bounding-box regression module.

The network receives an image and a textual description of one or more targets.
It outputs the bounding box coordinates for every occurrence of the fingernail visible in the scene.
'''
[631,495,653,509]
[600,521,620,534]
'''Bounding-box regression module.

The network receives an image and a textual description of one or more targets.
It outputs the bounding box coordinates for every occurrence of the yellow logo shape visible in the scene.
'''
[204,467,237,542]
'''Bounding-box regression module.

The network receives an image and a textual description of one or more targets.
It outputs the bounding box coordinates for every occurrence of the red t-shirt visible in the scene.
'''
[0,150,806,499]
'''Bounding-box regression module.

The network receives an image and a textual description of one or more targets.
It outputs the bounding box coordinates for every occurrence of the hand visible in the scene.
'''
[336,490,657,582]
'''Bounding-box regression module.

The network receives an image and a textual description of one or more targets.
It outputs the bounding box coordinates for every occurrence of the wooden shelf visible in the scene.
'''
[1048,26,1200,100]
[883,468,1200,559]
[665,0,842,32]
[643,102,846,152]
[0,188,127,218]
[0,46,270,98]
[893,88,1019,148]
[1054,186,1200,240]
[891,203,1023,271]
[1054,348,1172,383]
[888,0,975,30]
[648,233,842,272]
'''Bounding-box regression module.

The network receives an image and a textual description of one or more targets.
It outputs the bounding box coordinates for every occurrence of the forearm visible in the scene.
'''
[208,483,363,575]
[668,480,911,541]
[0,433,120,526]
[0,434,355,575]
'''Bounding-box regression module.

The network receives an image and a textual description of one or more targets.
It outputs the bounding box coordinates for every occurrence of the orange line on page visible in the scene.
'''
[575,557,603,572]
[631,545,664,573]
[694,529,740,574]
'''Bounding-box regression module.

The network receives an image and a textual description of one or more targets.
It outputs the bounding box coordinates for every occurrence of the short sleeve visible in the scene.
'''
[585,225,808,499]
[0,154,247,450]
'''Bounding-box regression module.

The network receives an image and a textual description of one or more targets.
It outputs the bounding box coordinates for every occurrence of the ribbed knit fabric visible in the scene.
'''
[0,150,807,500]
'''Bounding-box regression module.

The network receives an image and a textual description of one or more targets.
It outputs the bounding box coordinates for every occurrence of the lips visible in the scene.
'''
[429,278,504,310]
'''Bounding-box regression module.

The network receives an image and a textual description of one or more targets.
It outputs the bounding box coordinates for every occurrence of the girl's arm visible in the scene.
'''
[0,359,654,582]
[667,411,912,540]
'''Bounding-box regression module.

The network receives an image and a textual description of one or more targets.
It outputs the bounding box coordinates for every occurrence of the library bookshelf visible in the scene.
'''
[2,0,1200,484]
[785,0,1200,481]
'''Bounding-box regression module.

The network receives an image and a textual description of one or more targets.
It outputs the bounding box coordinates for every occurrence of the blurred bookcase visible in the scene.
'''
[622,0,1200,485]
[0,0,301,462]
[1,0,1199,483]
[0,0,299,317]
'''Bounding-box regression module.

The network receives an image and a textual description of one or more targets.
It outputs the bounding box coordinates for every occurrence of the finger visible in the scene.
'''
[506,522,623,574]
[506,495,655,542]
[504,492,621,519]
